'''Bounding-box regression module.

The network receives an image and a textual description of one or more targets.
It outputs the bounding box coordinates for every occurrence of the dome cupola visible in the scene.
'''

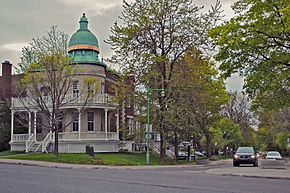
[68,13,105,66]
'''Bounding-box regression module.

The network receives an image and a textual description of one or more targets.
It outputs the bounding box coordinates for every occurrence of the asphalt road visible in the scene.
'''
[0,162,289,193]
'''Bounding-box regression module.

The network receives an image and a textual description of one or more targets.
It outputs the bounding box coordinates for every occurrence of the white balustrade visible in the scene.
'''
[58,132,118,140]
[11,94,114,108]
[25,133,36,152]
[41,133,53,153]
[13,134,29,141]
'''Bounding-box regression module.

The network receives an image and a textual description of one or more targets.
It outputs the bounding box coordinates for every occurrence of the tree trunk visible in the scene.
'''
[54,126,58,157]
[174,129,178,158]
[205,133,212,158]
[160,130,167,163]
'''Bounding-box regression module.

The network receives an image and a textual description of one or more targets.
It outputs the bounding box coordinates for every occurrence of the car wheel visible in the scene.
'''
[253,161,258,167]
[233,162,238,167]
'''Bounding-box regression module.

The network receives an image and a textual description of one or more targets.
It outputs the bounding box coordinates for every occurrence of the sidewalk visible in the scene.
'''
[205,160,290,180]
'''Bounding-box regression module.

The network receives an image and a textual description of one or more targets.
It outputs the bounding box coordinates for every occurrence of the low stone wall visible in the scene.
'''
[260,159,286,168]
[196,159,210,165]
[9,141,26,151]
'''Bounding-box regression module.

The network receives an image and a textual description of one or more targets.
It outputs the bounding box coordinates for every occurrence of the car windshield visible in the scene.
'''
[267,152,280,156]
[237,147,254,153]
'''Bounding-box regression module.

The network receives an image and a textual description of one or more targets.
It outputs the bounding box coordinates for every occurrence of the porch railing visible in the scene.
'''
[11,94,115,109]
[58,132,118,140]
[25,133,36,152]
[13,134,29,141]
[41,132,53,153]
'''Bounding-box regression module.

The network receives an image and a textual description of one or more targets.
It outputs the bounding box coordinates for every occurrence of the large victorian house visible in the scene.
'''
[6,14,135,153]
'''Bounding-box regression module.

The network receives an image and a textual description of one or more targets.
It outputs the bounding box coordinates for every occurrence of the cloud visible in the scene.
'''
[3,43,29,52]
[55,0,124,15]
[226,73,244,92]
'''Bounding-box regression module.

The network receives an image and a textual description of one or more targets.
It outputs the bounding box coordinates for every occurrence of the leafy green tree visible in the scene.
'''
[107,0,223,163]
[210,0,290,111]
[211,118,242,154]
[169,49,229,157]
[275,132,290,154]
[17,26,68,73]
[256,108,290,150]
[0,104,11,152]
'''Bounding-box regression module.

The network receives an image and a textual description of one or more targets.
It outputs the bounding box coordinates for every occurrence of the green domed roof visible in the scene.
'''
[68,13,99,48]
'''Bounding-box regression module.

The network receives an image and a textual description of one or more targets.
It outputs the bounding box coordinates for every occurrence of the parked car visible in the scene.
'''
[178,151,187,160]
[266,151,282,160]
[178,151,204,160]
[233,147,258,167]
[195,151,204,156]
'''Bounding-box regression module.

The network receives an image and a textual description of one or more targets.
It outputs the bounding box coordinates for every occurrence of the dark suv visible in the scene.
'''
[233,147,258,167]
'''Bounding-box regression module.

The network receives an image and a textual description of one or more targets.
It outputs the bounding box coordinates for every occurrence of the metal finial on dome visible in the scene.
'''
[79,13,88,30]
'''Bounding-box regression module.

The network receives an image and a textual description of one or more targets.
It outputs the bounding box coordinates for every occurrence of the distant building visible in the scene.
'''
[6,13,135,153]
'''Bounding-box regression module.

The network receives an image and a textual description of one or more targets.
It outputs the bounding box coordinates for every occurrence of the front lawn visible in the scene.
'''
[1,151,189,166]
[0,151,25,156]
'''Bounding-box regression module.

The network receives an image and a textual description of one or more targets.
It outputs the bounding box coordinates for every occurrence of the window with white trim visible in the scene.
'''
[72,112,79,131]
[88,112,94,131]
[88,82,94,96]
[72,81,79,98]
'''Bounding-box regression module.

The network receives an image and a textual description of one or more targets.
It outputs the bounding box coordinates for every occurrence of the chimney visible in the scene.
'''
[1,61,12,100]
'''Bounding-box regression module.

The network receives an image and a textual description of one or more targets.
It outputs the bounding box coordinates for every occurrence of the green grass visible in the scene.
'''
[1,151,189,166]
[0,151,25,156]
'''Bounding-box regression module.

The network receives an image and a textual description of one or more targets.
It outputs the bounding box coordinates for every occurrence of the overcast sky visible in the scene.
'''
[0,0,242,91]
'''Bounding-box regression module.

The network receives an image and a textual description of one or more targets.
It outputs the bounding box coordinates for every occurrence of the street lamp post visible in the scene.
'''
[146,87,165,165]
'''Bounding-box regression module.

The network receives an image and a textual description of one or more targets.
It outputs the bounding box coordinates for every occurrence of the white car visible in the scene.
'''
[266,151,282,160]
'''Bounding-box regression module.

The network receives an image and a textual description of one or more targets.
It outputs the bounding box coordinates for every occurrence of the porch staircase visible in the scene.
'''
[152,142,175,158]
[27,142,42,153]
[25,133,54,153]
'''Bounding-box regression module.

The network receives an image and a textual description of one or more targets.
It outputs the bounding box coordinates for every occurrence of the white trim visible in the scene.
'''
[105,109,108,139]
[33,111,37,135]
[11,111,14,142]
[28,112,31,136]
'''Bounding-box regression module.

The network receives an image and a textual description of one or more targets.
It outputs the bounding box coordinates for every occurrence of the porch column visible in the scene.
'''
[105,109,108,139]
[78,110,81,140]
[28,111,31,136]
[34,111,37,135]
[11,111,14,142]
[116,112,119,136]
[108,111,110,132]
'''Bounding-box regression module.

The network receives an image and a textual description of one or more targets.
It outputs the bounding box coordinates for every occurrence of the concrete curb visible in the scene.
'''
[0,159,198,170]
[220,172,290,180]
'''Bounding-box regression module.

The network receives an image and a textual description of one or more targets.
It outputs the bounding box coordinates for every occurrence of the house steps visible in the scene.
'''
[27,142,42,153]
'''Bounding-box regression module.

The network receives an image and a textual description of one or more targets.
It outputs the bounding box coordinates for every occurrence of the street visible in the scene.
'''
[0,161,289,193]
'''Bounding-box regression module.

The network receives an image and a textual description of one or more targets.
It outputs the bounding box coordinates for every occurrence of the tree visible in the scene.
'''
[107,0,223,163]
[211,118,242,155]
[17,26,68,73]
[169,49,229,157]
[20,53,99,156]
[221,91,256,145]
[0,104,11,152]
[256,108,290,151]
[275,132,290,155]
[210,0,290,111]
